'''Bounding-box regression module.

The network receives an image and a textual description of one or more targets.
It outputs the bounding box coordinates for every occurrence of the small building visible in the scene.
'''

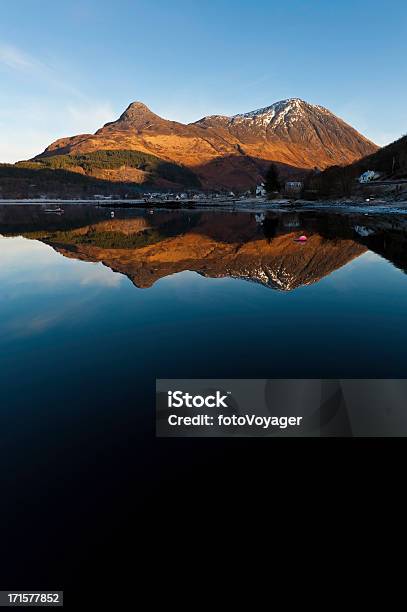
[285,181,303,195]
[256,183,267,197]
[359,170,380,184]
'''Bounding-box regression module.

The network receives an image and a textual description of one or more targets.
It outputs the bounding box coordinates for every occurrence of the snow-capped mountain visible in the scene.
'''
[195,98,376,163]
[35,98,378,190]
[202,98,327,127]
[232,98,329,122]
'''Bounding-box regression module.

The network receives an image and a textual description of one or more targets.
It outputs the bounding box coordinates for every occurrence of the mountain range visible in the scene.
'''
[31,98,378,191]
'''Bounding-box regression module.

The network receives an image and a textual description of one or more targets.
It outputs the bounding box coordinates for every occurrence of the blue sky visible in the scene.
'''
[1,0,406,162]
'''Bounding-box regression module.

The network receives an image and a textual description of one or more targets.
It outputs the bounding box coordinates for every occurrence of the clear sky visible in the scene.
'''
[1,0,406,162]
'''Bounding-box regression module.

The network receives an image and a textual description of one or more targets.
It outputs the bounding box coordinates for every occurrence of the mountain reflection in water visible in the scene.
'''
[1,203,407,601]
[1,205,406,291]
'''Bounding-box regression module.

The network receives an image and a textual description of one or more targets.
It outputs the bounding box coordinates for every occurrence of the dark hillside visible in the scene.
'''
[304,134,407,197]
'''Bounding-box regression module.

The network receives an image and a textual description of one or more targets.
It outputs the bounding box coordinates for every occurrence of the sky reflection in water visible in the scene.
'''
[0,207,406,381]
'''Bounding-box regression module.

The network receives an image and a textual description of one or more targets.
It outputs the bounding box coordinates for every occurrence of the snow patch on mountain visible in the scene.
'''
[230,98,330,128]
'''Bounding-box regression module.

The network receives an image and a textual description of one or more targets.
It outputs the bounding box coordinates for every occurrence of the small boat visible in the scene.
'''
[294,234,307,243]
[44,207,64,214]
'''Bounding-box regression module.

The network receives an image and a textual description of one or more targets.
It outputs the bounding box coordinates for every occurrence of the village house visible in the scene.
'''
[256,183,267,197]
[359,170,381,184]
[285,181,303,195]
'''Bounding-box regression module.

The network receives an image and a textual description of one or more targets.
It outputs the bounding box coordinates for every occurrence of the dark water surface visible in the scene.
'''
[0,204,406,593]
[1,204,406,378]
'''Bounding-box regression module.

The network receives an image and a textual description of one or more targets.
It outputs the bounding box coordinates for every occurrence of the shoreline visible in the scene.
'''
[0,197,407,215]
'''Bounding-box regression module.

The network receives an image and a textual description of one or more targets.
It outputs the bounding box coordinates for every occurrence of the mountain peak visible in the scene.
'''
[99,100,164,132]
[119,101,156,120]
[231,98,328,123]
[195,98,330,127]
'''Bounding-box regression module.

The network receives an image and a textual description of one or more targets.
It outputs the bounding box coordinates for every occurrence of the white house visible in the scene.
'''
[359,170,380,184]
[256,183,267,197]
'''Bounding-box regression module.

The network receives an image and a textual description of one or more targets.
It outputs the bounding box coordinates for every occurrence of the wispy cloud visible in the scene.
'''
[0,41,85,99]
[0,41,117,162]
[0,42,36,71]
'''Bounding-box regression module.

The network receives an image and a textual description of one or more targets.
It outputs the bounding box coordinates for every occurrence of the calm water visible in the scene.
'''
[1,205,407,381]
[1,204,407,589]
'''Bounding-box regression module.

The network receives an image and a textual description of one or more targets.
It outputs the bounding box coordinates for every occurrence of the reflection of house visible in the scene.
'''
[256,183,267,197]
[354,225,375,237]
[282,214,300,228]
[285,181,303,195]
